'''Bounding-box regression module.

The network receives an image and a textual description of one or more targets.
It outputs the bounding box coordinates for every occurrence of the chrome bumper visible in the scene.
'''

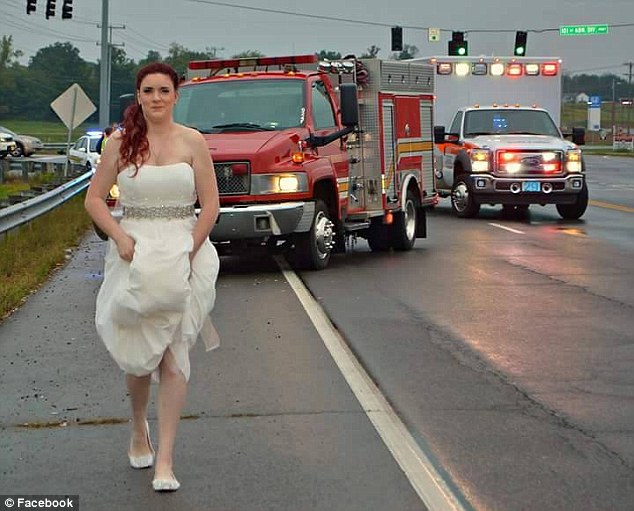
[469,174,585,204]
[210,202,315,241]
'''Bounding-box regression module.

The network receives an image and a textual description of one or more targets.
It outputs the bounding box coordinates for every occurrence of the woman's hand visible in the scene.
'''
[114,234,136,262]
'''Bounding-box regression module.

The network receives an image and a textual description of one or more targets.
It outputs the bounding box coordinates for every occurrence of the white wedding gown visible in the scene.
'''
[95,162,220,382]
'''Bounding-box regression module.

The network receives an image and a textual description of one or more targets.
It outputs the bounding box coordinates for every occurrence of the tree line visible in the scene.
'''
[0,34,630,125]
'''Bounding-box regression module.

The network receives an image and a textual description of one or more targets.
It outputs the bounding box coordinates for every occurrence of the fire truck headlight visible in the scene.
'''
[278,175,300,192]
[470,149,490,172]
[565,150,583,173]
[252,173,308,194]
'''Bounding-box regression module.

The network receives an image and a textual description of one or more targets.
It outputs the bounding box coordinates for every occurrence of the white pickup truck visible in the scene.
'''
[433,105,588,219]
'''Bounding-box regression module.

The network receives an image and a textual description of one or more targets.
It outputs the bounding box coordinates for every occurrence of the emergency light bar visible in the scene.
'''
[188,54,318,71]
[433,60,558,77]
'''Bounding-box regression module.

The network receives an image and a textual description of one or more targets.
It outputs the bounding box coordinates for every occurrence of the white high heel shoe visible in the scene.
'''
[128,420,155,469]
[152,476,180,492]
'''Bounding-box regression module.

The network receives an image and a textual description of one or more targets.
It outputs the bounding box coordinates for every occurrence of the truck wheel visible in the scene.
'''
[451,177,480,218]
[10,143,24,158]
[367,218,392,252]
[556,183,588,220]
[294,199,334,270]
[92,221,108,241]
[392,190,419,251]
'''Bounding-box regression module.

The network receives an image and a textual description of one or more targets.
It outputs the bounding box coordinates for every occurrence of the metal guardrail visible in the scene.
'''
[42,143,68,151]
[0,169,92,235]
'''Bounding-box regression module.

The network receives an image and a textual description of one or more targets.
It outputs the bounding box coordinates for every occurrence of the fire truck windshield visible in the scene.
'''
[463,109,560,138]
[174,79,305,133]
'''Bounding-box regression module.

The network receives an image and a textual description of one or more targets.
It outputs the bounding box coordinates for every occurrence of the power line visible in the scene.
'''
[567,64,633,75]
[187,0,634,34]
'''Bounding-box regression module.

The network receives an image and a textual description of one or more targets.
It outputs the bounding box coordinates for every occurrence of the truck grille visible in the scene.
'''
[214,161,250,195]
[494,150,564,176]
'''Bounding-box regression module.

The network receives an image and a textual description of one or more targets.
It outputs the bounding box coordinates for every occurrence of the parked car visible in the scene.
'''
[68,131,103,171]
[0,130,17,159]
[0,125,43,157]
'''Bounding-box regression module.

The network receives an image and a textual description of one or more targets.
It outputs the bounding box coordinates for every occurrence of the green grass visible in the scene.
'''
[0,172,58,199]
[561,102,634,131]
[0,194,93,319]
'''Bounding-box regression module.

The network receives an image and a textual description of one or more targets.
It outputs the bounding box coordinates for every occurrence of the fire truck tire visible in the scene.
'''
[392,190,419,251]
[92,221,109,241]
[367,218,392,252]
[451,177,480,218]
[294,199,334,270]
[556,183,588,220]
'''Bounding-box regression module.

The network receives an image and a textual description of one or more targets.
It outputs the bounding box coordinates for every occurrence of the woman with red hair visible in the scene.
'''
[85,62,220,492]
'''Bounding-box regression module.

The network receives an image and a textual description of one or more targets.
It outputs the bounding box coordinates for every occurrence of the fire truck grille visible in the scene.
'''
[494,150,564,176]
[214,162,250,195]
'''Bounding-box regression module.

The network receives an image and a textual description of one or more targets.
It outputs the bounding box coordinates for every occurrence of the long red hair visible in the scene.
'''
[119,62,180,172]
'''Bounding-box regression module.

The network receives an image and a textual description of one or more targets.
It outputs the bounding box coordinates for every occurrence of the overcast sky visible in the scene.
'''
[2,0,633,80]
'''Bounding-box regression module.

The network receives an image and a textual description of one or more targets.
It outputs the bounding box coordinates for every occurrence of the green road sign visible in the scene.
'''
[560,24,609,36]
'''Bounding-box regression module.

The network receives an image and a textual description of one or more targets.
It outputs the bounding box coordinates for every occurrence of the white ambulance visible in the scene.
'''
[413,56,588,219]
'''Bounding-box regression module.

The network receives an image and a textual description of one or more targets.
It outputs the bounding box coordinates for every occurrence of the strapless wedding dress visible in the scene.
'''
[95,162,219,381]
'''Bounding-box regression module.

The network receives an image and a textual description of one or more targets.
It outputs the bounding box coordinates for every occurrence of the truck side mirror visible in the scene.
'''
[434,125,446,144]
[572,127,586,146]
[339,83,359,127]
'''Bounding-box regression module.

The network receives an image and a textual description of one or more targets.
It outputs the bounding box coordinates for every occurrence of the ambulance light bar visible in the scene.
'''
[435,60,558,77]
[188,54,318,71]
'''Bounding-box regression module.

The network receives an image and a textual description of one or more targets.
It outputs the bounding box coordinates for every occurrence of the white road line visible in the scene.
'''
[275,256,467,511]
[488,223,525,234]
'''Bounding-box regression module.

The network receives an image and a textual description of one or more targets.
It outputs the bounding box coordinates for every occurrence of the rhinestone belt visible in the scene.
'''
[122,205,195,219]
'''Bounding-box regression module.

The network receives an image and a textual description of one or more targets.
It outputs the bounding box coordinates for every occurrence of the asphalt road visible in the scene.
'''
[0,155,633,510]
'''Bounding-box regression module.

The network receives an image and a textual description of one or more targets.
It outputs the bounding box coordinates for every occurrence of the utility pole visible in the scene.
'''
[99,0,109,127]
[611,77,616,142]
[625,61,633,137]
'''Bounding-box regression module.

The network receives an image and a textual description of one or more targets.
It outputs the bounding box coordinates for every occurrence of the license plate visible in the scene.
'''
[521,181,540,192]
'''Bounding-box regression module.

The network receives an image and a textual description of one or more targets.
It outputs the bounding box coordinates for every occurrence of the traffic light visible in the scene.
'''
[61,0,72,19]
[448,31,468,56]
[514,31,528,56]
[45,0,55,18]
[391,26,403,52]
[26,0,37,15]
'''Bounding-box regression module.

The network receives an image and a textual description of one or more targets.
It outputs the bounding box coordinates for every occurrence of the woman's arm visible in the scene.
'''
[189,128,219,257]
[84,133,135,261]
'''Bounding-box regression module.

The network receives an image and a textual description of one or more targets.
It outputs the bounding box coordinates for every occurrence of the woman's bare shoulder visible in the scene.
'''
[177,123,204,140]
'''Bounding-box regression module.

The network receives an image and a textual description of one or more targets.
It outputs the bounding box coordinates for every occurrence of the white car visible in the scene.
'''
[68,131,102,171]
[0,130,17,159]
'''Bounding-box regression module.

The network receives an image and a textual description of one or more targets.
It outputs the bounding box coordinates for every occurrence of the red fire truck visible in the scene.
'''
[174,54,438,269]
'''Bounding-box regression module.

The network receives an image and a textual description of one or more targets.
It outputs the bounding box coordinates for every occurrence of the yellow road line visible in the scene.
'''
[589,200,634,213]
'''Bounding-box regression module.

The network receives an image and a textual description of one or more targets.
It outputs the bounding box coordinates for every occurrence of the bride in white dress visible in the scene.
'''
[84,62,220,492]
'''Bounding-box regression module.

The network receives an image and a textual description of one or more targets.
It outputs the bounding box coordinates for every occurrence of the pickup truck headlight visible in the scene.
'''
[565,150,583,173]
[252,173,308,194]
[470,149,490,172]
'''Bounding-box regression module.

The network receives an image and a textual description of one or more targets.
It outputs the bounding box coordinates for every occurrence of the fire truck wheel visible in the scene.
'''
[294,199,334,270]
[367,219,392,252]
[451,177,480,218]
[556,183,588,220]
[392,190,419,251]
[92,221,109,241]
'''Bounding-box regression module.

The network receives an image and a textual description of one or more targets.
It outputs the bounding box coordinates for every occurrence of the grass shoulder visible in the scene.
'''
[0,194,93,320]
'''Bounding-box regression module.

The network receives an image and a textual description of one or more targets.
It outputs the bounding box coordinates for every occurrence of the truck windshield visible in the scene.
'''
[463,109,560,138]
[174,79,305,133]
